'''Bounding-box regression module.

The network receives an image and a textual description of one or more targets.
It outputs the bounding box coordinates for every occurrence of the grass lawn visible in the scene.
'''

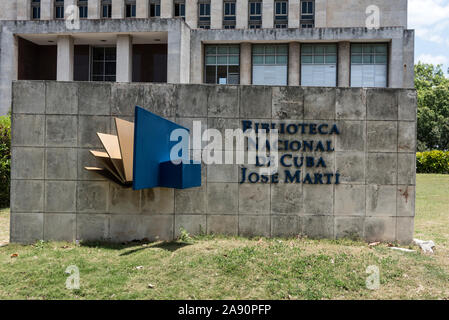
[0,174,448,300]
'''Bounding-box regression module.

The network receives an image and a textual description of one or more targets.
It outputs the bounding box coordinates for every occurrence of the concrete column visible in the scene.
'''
[211,0,223,29]
[288,42,300,86]
[262,0,274,29]
[116,35,133,83]
[402,30,415,89]
[161,0,174,18]
[189,34,202,83]
[57,36,74,81]
[136,0,149,18]
[338,42,350,87]
[0,28,18,114]
[240,43,252,85]
[41,0,55,20]
[168,24,191,83]
[314,0,327,27]
[185,0,198,28]
[112,0,125,18]
[288,0,300,28]
[236,0,248,29]
[64,0,77,19]
[88,0,102,19]
[389,38,404,88]
[17,0,32,20]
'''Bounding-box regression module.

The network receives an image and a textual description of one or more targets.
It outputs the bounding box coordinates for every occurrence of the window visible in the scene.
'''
[125,0,136,18]
[351,43,388,88]
[274,1,288,28]
[150,0,161,17]
[198,1,211,29]
[102,0,112,18]
[78,0,88,18]
[301,44,337,87]
[223,1,236,29]
[31,0,41,20]
[300,0,314,27]
[174,0,185,19]
[249,0,262,29]
[252,44,288,85]
[91,47,116,82]
[55,0,64,19]
[205,45,240,84]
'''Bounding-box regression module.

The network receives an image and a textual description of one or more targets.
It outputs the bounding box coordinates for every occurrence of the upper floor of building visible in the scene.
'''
[0,0,408,29]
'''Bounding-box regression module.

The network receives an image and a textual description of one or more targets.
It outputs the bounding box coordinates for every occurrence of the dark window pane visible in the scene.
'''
[93,62,104,75]
[105,62,116,75]
[105,47,116,60]
[74,45,90,81]
[217,65,228,84]
[229,65,239,74]
[205,66,216,84]
[93,48,104,60]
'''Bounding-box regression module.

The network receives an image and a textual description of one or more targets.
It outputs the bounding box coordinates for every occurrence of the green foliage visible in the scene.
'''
[415,63,449,151]
[0,114,10,208]
[416,150,449,174]
[177,227,193,243]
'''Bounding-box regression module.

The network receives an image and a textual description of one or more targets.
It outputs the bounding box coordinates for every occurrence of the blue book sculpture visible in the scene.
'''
[133,106,201,190]
[85,106,201,190]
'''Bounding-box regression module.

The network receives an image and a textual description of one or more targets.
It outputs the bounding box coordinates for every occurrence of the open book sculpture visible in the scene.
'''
[85,106,201,190]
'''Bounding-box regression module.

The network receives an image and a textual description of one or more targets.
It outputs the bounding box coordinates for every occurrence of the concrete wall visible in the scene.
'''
[10,81,417,244]
[315,0,408,28]
[1,1,18,20]
[0,1,17,20]
[0,26,18,114]
[5,0,408,29]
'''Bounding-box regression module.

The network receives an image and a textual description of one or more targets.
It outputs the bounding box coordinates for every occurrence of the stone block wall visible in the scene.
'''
[10,81,417,244]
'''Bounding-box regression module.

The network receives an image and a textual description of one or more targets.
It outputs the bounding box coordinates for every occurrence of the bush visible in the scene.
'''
[416,150,449,174]
[0,114,11,208]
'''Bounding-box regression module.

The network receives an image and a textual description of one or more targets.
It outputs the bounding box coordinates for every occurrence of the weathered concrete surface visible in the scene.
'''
[315,0,408,28]
[0,1,17,20]
[10,81,417,244]
[4,0,408,29]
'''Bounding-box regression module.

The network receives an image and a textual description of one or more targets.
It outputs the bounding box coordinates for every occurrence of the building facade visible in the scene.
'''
[6,1,417,244]
[0,0,413,115]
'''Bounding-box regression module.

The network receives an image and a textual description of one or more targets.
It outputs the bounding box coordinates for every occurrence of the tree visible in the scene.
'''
[415,63,449,151]
[0,114,10,208]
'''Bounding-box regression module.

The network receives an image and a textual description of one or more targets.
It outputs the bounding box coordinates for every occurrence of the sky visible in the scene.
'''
[409,0,449,75]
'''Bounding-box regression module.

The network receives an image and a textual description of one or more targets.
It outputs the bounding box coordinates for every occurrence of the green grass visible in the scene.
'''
[415,174,449,246]
[0,174,448,300]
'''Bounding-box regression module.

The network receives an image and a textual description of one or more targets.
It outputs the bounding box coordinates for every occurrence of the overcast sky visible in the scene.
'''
[409,0,449,75]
